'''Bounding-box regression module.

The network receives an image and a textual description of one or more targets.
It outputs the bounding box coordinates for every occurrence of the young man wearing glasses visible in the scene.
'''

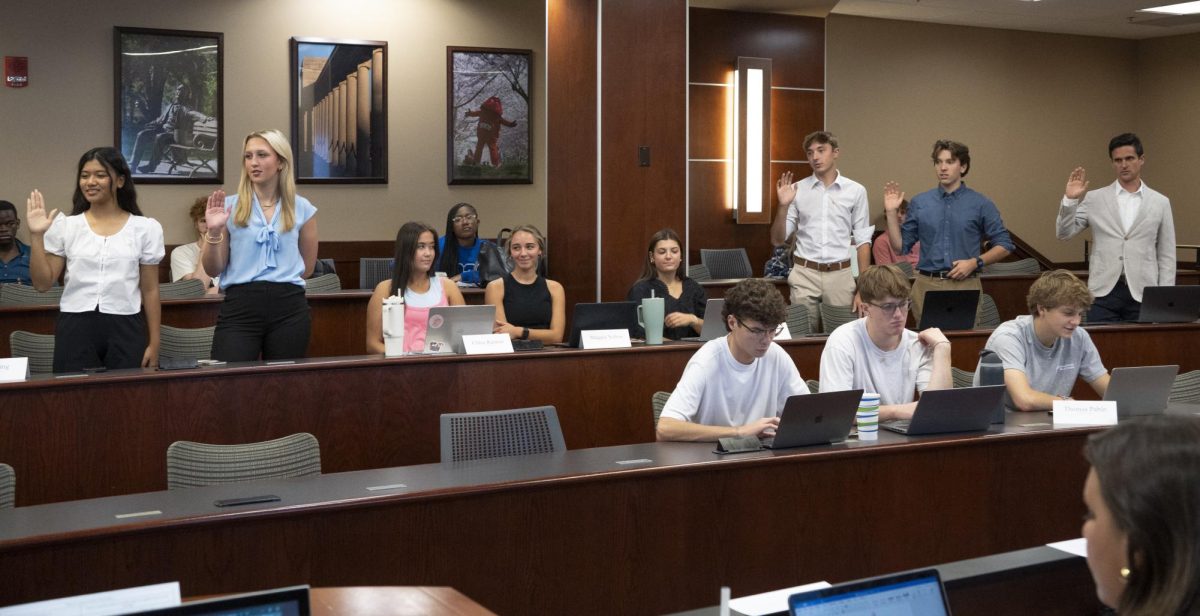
[974,270,1110,411]
[819,265,952,420]
[0,201,31,284]
[656,278,808,442]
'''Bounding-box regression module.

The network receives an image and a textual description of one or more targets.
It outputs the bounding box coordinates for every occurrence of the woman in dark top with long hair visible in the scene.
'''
[484,224,565,343]
[627,228,706,340]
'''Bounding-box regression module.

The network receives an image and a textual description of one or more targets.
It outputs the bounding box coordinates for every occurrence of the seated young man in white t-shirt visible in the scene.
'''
[819,265,952,421]
[656,278,809,442]
[974,270,1110,411]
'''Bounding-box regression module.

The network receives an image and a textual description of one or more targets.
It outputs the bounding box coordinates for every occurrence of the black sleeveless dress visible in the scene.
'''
[502,273,552,329]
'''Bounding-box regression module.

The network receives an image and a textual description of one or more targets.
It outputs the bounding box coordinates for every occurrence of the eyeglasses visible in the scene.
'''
[0,221,17,229]
[868,299,911,315]
[736,318,784,339]
[451,214,478,224]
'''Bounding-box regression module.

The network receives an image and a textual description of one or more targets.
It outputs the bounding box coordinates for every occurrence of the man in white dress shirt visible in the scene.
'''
[771,131,873,327]
[1056,133,1176,323]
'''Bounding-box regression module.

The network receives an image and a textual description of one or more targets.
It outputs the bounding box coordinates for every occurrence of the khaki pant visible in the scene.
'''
[909,274,982,326]
[788,265,855,331]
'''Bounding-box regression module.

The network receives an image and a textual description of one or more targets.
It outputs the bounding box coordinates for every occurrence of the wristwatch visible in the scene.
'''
[521,327,530,340]
[974,256,984,270]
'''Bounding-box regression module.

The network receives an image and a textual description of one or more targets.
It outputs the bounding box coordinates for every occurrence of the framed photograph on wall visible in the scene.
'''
[114,27,223,184]
[447,47,532,185]
[290,37,388,184]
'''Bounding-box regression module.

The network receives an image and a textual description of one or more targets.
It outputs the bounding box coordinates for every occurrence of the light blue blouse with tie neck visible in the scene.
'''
[218,193,317,289]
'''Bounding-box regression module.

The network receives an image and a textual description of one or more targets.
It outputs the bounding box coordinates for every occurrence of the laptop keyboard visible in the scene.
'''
[512,339,544,351]
[880,419,910,433]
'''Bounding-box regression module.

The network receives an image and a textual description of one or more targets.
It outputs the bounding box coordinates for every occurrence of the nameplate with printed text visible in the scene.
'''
[581,329,632,349]
[463,333,515,355]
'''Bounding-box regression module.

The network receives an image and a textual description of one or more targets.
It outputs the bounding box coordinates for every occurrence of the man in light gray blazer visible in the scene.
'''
[1056,133,1175,323]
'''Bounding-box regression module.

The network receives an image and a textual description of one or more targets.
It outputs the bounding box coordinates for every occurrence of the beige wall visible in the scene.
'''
[0,0,545,245]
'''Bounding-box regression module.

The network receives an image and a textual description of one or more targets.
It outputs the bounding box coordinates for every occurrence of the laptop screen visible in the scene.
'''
[126,586,310,616]
[789,569,949,615]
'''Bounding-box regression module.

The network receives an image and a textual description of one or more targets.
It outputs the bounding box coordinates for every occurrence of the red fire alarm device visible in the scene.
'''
[5,56,29,88]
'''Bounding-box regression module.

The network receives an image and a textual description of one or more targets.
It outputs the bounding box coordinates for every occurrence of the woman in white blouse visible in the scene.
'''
[26,147,165,372]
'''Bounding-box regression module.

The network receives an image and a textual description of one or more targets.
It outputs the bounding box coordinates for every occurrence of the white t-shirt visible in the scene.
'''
[818,319,932,406]
[43,212,164,314]
[660,336,807,427]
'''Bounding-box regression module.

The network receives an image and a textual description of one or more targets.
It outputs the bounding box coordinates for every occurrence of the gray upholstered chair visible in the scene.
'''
[0,463,14,509]
[1170,370,1200,404]
[952,367,975,389]
[982,258,1040,276]
[806,379,820,394]
[159,325,215,360]
[651,391,671,427]
[976,293,1002,329]
[304,273,342,294]
[687,263,712,282]
[0,284,63,306]
[819,303,858,334]
[359,258,394,289]
[699,248,753,279]
[158,278,206,300]
[166,433,322,490]
[9,331,54,375]
[440,406,566,463]
[786,303,812,337]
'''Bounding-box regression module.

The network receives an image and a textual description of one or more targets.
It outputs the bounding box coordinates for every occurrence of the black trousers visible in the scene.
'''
[1088,276,1140,323]
[211,282,311,362]
[54,310,146,373]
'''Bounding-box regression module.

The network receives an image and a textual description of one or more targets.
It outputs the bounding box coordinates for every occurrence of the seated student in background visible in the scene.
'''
[484,224,564,343]
[656,278,808,442]
[1082,415,1200,614]
[871,200,919,267]
[626,228,706,340]
[170,197,219,294]
[436,202,484,286]
[366,221,466,354]
[0,200,32,284]
[819,265,951,421]
[974,270,1109,411]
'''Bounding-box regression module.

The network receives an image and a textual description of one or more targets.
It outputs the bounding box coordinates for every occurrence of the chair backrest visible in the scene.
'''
[976,293,1001,329]
[1170,370,1200,404]
[440,406,566,463]
[166,433,322,490]
[819,303,858,334]
[360,258,394,289]
[786,303,812,336]
[893,261,914,277]
[699,248,753,279]
[982,258,1041,276]
[9,331,54,375]
[158,278,207,300]
[304,273,342,294]
[0,463,13,509]
[687,263,712,282]
[951,367,975,389]
[159,325,215,360]
[651,391,671,427]
[806,379,820,394]
[0,284,63,306]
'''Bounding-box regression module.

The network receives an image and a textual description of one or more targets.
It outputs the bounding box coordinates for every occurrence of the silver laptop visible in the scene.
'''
[789,568,951,615]
[1103,365,1179,418]
[1137,286,1200,323]
[762,389,863,449]
[422,305,496,354]
[682,298,725,342]
[880,385,1005,435]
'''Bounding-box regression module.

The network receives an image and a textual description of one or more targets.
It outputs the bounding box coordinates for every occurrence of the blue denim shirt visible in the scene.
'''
[901,183,1014,272]
[0,239,31,284]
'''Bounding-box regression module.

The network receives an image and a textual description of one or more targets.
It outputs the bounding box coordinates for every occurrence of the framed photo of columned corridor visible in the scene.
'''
[447,46,532,185]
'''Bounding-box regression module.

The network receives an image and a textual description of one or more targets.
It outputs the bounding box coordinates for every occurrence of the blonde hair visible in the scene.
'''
[235,129,297,232]
[856,265,911,304]
[1027,269,1093,315]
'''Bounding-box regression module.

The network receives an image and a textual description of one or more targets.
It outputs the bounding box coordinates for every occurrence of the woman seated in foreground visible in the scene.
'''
[365,221,465,353]
[626,228,706,340]
[483,224,564,343]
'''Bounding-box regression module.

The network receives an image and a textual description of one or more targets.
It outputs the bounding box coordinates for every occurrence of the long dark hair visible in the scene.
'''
[1085,415,1200,615]
[72,147,142,216]
[390,221,439,297]
[637,228,685,283]
[437,202,477,277]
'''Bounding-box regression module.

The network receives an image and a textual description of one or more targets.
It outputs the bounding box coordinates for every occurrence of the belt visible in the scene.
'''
[793,256,851,272]
[917,269,978,279]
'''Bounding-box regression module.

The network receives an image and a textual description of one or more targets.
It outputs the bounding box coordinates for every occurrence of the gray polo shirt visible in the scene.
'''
[974,315,1106,399]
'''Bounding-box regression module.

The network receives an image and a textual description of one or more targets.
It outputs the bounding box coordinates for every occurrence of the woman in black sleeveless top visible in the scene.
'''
[484,224,565,343]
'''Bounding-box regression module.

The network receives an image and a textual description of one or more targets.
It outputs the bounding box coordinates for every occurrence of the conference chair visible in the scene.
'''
[806,379,820,394]
[976,293,1002,329]
[166,433,322,490]
[159,325,215,361]
[304,273,342,294]
[699,248,753,279]
[9,331,54,375]
[982,258,1040,276]
[1170,370,1200,404]
[651,391,671,427]
[359,257,394,289]
[893,261,914,277]
[687,263,712,282]
[158,278,206,300]
[0,463,13,509]
[0,284,63,306]
[952,368,975,389]
[786,303,812,336]
[819,303,858,334]
[440,406,566,463]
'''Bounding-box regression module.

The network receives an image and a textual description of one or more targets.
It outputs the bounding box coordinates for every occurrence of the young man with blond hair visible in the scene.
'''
[974,270,1111,411]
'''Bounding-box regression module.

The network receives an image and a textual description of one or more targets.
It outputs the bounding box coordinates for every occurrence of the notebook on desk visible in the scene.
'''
[880,385,1005,436]
[1137,286,1200,323]
[1103,365,1179,418]
[917,289,980,331]
[788,568,951,615]
[681,298,726,342]
[761,389,863,449]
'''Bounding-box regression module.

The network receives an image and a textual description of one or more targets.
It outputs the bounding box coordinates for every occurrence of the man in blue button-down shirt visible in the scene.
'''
[883,140,1014,323]
[0,201,32,285]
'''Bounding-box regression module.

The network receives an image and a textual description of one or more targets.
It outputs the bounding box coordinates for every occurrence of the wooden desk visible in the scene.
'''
[0,422,1096,615]
[306,587,495,616]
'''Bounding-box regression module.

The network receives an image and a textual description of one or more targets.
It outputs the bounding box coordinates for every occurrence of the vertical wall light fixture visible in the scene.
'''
[733,56,772,224]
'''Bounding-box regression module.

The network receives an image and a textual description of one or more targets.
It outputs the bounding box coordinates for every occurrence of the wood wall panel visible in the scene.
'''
[771,89,825,161]
[689,8,825,87]
[688,84,730,160]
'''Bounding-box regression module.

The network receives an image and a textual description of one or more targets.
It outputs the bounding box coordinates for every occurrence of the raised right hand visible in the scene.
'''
[25,190,59,234]
[776,171,797,206]
[1065,167,1089,201]
[883,181,905,213]
[205,190,229,230]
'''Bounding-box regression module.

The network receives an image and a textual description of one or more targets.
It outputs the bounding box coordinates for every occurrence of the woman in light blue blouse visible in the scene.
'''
[202,129,319,361]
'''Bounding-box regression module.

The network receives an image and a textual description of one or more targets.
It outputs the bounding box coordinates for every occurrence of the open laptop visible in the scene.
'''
[917,289,980,331]
[422,305,496,354]
[127,585,310,615]
[566,301,639,348]
[1137,286,1200,323]
[880,385,1005,435]
[789,568,951,615]
[762,389,863,449]
[681,298,726,342]
[1103,365,1179,418]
